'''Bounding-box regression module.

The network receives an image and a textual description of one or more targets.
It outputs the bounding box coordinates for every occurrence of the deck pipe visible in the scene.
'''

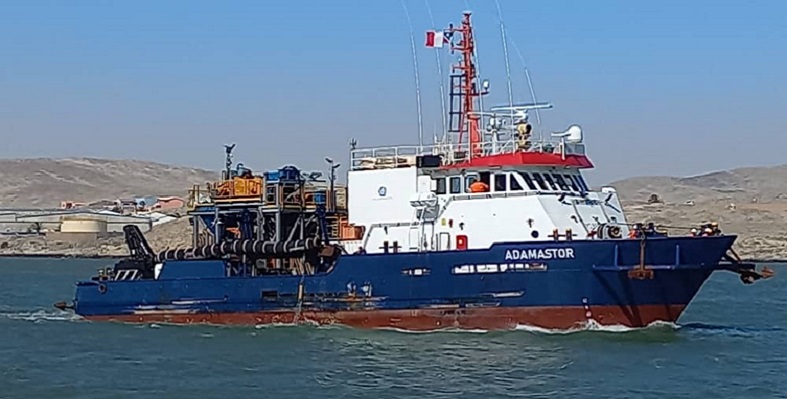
[155,236,321,262]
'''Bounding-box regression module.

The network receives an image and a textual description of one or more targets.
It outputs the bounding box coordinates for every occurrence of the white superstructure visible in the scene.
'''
[337,11,630,254]
[340,128,630,254]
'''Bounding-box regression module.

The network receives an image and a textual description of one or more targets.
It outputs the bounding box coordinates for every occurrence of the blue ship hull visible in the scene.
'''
[70,235,740,330]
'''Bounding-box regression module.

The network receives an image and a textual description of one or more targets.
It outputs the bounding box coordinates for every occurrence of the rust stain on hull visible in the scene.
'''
[86,305,687,331]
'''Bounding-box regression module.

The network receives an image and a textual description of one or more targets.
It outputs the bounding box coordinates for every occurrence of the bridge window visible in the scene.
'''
[435,178,447,194]
[542,174,559,190]
[479,171,491,186]
[494,174,507,192]
[574,175,590,191]
[518,172,537,190]
[552,174,570,191]
[449,177,462,194]
[568,175,583,192]
[564,174,579,191]
[465,174,478,192]
[510,174,523,191]
[532,173,549,191]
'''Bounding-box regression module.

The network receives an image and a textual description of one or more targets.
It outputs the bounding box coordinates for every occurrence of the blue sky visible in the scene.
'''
[1,0,785,184]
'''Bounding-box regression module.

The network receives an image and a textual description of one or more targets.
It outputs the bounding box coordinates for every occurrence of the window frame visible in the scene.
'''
[435,177,447,194]
[509,174,524,191]
[518,172,538,190]
[542,173,559,190]
[532,173,549,190]
[493,173,508,192]
[449,176,462,194]
[552,173,570,191]
[564,174,580,191]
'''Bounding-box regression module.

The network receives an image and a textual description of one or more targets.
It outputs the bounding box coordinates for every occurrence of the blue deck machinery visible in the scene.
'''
[157,144,348,277]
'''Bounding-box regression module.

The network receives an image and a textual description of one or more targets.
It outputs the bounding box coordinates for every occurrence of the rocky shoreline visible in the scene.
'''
[0,238,129,259]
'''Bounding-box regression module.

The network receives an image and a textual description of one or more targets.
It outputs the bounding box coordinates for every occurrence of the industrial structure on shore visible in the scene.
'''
[0,208,178,242]
[0,191,185,242]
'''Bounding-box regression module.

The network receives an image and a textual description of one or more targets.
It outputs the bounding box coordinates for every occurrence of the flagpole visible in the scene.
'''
[400,0,425,152]
[494,0,544,135]
[424,0,448,144]
[494,0,514,155]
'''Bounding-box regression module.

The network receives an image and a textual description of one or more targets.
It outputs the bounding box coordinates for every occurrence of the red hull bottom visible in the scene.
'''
[84,305,687,331]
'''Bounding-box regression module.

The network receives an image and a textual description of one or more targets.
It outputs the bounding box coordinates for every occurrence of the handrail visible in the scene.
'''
[349,139,585,170]
[187,184,215,210]
[186,178,349,211]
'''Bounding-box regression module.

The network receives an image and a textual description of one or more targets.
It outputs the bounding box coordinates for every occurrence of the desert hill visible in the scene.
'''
[0,157,219,208]
[609,164,787,205]
[609,164,787,259]
[5,157,786,208]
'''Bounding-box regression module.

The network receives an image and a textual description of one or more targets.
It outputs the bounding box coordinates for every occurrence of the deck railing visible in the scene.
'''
[187,182,347,211]
[349,138,586,171]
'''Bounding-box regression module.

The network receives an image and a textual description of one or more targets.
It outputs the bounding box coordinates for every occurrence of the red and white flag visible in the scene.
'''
[425,30,445,48]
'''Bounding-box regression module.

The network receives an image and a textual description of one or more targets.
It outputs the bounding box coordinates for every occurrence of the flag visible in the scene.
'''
[425,30,445,48]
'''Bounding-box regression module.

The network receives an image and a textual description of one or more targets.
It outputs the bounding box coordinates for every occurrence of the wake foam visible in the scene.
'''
[254,322,301,329]
[2,309,84,323]
[514,319,679,335]
[377,327,490,334]
[365,320,678,335]
[243,320,679,335]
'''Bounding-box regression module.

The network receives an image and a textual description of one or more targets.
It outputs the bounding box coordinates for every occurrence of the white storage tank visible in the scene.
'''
[60,216,108,234]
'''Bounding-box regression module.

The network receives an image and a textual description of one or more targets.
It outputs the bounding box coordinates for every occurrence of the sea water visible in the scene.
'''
[0,258,785,399]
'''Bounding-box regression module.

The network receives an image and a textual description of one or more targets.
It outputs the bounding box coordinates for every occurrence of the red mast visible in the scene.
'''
[447,12,485,159]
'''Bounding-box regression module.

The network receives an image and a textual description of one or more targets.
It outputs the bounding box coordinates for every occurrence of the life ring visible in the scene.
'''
[98,283,108,294]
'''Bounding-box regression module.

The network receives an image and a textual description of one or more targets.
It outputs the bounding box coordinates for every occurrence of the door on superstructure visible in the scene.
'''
[408,225,420,251]
[422,223,434,251]
[436,232,451,251]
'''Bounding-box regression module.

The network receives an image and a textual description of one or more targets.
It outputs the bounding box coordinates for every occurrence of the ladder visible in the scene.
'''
[448,74,464,133]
